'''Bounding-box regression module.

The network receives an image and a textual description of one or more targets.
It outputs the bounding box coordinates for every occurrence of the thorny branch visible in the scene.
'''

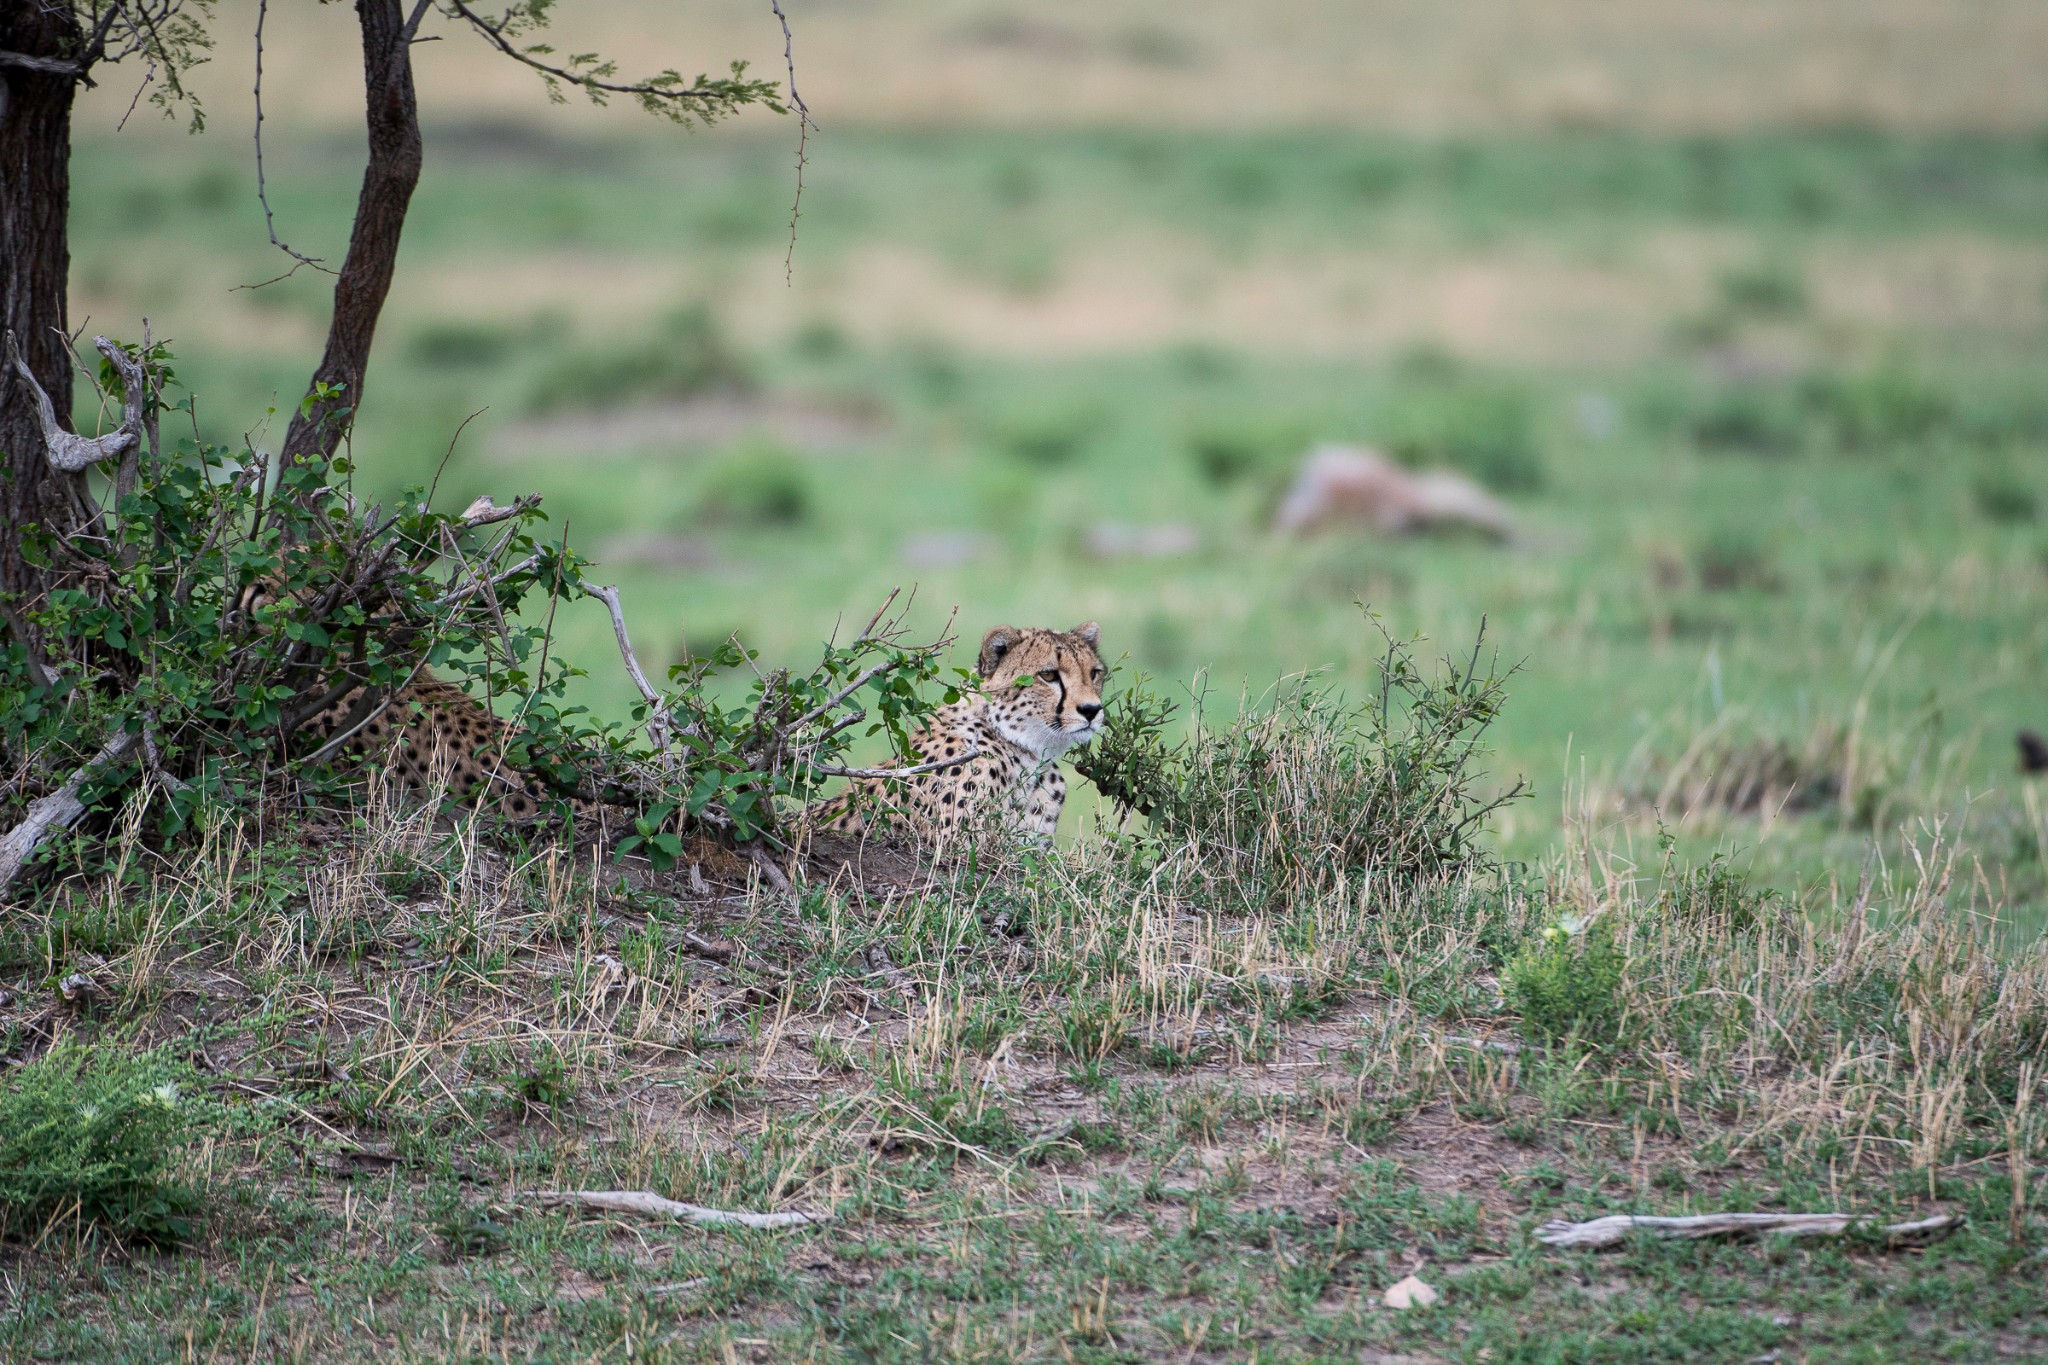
[248,0,333,280]
[769,0,814,284]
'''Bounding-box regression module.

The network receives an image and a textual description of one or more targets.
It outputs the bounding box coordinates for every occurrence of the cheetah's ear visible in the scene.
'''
[1069,621,1100,647]
[978,626,1021,679]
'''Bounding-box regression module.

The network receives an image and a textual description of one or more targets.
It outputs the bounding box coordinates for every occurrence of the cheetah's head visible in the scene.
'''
[977,622,1106,760]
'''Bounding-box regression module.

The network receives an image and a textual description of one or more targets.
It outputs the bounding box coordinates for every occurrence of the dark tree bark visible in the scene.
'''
[0,6,87,604]
[278,0,425,471]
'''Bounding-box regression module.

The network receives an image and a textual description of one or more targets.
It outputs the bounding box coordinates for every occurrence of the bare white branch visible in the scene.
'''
[5,331,133,473]
[583,583,671,749]
[535,1189,825,1229]
[1534,1211,1963,1251]
[0,732,139,897]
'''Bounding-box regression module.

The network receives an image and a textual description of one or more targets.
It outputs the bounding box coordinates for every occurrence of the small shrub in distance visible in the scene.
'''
[992,407,1098,468]
[1694,526,1780,591]
[1800,366,1954,452]
[1505,917,1628,1046]
[1973,463,2039,524]
[0,1044,200,1244]
[1688,385,1807,457]
[526,304,749,412]
[1185,420,1307,489]
[696,445,811,527]
[406,320,520,369]
[1716,260,1808,318]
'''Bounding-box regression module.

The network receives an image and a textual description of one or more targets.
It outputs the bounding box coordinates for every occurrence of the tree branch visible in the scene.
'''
[582,582,670,748]
[0,731,138,897]
[535,1189,824,1229]
[5,331,131,473]
[445,0,775,113]
[804,748,979,781]
[0,49,84,79]
[278,0,426,473]
[1534,1211,1963,1251]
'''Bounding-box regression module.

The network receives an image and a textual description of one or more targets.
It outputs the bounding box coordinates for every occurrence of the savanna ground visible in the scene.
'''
[7,1,2048,1359]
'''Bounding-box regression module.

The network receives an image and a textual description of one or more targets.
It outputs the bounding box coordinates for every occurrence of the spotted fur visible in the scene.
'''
[234,581,611,832]
[817,622,1106,845]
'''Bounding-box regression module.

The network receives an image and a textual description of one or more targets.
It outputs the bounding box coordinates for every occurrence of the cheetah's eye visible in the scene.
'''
[1037,668,1060,683]
[1091,668,1105,681]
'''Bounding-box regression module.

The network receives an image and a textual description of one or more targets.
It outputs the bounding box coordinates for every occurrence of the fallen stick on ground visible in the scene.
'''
[1535,1211,1962,1250]
[536,1190,827,1229]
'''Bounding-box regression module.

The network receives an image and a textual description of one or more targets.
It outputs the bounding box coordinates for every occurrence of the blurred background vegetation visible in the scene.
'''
[67,0,2048,930]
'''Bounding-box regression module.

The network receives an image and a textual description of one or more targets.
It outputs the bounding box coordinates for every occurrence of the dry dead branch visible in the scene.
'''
[1534,1211,1963,1250]
[583,582,670,748]
[5,330,134,473]
[534,1189,826,1229]
[0,731,139,897]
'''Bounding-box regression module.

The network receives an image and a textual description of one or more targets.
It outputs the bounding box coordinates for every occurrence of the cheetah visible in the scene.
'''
[817,622,1106,845]
[232,580,614,833]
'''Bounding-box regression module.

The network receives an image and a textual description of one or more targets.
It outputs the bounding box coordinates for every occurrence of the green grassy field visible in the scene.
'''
[65,122,2048,931]
[11,10,2048,1354]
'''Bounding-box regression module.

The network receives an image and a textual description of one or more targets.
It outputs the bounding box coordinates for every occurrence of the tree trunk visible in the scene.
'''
[279,0,424,471]
[0,7,86,605]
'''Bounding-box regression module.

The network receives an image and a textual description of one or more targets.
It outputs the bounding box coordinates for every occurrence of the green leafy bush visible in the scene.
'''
[0,1044,201,1243]
[1185,420,1307,488]
[0,333,946,884]
[1076,616,1528,907]
[1505,917,1628,1046]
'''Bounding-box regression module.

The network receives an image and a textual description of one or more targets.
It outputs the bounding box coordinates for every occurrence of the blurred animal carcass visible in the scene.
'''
[1273,444,1511,540]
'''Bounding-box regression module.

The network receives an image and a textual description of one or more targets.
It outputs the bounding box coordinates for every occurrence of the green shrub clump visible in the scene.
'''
[697,446,812,526]
[1505,917,1629,1046]
[526,305,748,412]
[0,1045,200,1244]
[1077,616,1528,907]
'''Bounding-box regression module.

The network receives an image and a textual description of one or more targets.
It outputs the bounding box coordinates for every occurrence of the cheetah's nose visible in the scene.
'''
[1076,703,1102,723]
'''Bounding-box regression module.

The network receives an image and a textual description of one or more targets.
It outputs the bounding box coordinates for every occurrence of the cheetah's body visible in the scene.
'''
[300,675,607,829]
[237,582,610,832]
[820,623,1106,844]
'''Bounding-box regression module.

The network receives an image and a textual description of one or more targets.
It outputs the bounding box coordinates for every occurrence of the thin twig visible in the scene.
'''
[114,61,157,133]
[769,0,814,284]
[805,747,979,781]
[248,0,332,280]
[447,1,754,105]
